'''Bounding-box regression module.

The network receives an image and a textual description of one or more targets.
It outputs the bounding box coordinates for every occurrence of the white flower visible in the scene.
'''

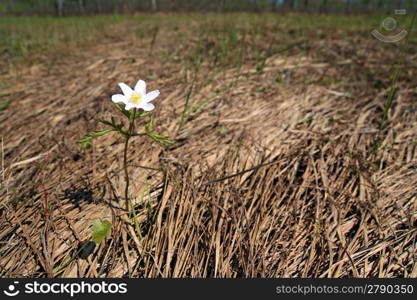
[111,80,159,111]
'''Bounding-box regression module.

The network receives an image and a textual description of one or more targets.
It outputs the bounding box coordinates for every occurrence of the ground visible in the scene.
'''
[0,13,416,277]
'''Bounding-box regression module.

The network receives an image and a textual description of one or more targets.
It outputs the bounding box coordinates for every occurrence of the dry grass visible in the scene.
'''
[0,14,416,278]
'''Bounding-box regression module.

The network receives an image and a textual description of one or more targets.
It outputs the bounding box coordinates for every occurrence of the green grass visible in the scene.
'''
[2,12,414,83]
[0,15,125,58]
[0,13,384,60]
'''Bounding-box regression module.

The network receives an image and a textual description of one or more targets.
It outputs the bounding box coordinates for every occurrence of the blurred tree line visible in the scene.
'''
[0,0,415,16]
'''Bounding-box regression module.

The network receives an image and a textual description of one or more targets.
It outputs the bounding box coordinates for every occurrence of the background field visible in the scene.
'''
[0,12,416,277]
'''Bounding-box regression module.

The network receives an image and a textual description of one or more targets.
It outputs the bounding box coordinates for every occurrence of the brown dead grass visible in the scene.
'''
[0,16,416,278]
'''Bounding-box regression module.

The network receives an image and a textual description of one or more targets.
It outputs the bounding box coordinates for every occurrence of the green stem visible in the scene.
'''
[123,108,137,212]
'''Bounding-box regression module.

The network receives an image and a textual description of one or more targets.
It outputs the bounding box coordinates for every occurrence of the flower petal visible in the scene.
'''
[111,94,127,104]
[134,80,146,94]
[141,103,155,111]
[145,90,160,102]
[118,82,133,97]
[125,102,134,111]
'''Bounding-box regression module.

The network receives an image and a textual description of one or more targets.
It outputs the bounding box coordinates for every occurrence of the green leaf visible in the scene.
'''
[78,135,93,149]
[135,111,150,119]
[145,115,155,131]
[144,116,173,145]
[91,219,111,244]
[78,129,113,149]
[98,119,114,127]
[98,119,127,137]
[114,103,131,119]
[0,101,10,111]
[92,129,113,137]
[146,130,174,146]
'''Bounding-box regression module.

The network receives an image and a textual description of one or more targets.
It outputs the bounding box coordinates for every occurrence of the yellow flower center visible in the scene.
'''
[130,92,143,105]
